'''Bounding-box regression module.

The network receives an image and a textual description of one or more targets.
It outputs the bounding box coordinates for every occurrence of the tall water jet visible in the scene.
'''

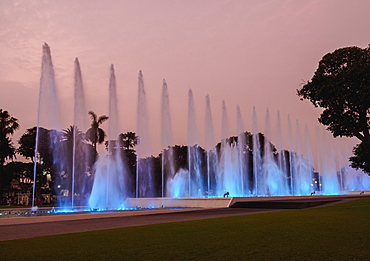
[303,125,315,192]
[340,138,367,191]
[33,43,63,208]
[71,57,90,208]
[263,108,283,195]
[205,94,216,196]
[315,125,323,191]
[88,65,127,209]
[221,101,229,141]
[342,138,354,190]
[334,138,345,189]
[187,89,204,197]
[217,100,228,195]
[136,71,154,197]
[218,101,240,196]
[252,107,262,195]
[275,111,289,195]
[107,64,127,207]
[293,120,312,195]
[262,108,271,194]
[287,115,295,194]
[318,128,340,194]
[237,105,248,195]
[161,79,174,198]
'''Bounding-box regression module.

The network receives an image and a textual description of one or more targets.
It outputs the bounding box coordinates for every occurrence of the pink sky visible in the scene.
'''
[1,0,369,159]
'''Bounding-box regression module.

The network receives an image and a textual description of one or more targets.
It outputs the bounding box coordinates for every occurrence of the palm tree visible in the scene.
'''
[62,125,84,143]
[62,125,84,171]
[0,109,19,199]
[0,109,19,138]
[85,111,109,151]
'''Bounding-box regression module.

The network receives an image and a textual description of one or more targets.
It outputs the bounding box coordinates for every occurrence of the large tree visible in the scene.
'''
[0,109,19,199]
[297,45,370,173]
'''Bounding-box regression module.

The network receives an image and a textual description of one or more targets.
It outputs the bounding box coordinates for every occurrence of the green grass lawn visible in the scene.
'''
[1,198,369,261]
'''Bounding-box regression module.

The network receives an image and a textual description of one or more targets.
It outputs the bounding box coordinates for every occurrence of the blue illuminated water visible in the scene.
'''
[33,43,370,212]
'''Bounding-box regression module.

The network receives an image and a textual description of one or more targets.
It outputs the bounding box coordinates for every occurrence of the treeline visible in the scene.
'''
[1,108,299,205]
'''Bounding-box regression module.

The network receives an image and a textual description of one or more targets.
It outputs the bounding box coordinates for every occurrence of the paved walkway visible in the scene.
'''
[0,195,367,241]
[0,207,280,241]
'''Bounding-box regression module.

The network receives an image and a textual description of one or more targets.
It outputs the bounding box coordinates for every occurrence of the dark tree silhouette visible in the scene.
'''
[0,109,19,199]
[18,127,52,165]
[2,162,34,192]
[297,45,370,174]
[120,131,139,150]
[85,111,108,151]
[62,125,84,143]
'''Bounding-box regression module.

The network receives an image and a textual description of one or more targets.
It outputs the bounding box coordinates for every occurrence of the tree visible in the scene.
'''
[104,131,139,196]
[0,110,19,164]
[297,45,370,173]
[85,111,109,151]
[2,162,34,192]
[62,125,84,143]
[0,109,19,199]
[0,137,16,163]
[18,127,38,161]
[104,131,138,158]
[18,127,53,165]
[61,125,96,195]
[349,141,370,174]
[120,131,138,150]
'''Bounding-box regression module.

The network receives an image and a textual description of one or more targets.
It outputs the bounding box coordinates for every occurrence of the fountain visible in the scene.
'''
[217,100,242,196]
[136,71,155,198]
[32,43,370,211]
[71,58,90,208]
[33,43,63,210]
[88,65,128,210]
[187,89,205,197]
[205,95,216,196]
[161,79,175,198]
[237,105,247,195]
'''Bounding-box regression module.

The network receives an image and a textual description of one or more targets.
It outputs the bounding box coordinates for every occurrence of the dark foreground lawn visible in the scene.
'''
[1,198,369,261]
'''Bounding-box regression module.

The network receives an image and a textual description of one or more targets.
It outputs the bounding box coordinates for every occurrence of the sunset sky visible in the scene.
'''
[1,0,369,158]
